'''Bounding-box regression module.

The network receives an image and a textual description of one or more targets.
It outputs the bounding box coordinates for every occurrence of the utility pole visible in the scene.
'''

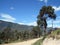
[52,19,53,29]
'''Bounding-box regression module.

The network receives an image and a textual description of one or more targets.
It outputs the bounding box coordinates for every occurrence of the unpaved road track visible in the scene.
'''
[43,38,60,45]
[2,38,40,45]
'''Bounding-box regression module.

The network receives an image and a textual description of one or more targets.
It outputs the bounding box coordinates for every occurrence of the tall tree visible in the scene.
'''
[31,26,42,38]
[37,6,56,34]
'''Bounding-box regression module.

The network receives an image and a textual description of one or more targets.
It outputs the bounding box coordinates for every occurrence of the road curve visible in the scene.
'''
[2,38,40,45]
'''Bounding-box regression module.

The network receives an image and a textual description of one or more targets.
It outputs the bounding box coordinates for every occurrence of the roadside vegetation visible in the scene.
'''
[32,38,42,45]
[33,29,60,45]
[32,29,60,45]
[33,35,46,45]
[48,29,60,39]
[0,26,42,44]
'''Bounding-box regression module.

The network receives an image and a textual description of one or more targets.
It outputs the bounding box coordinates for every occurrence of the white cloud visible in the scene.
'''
[53,25,60,28]
[47,20,60,28]
[47,20,60,24]
[48,24,60,28]
[39,0,48,4]
[0,19,15,22]
[0,13,16,22]
[27,22,37,26]
[0,13,16,20]
[52,6,60,11]
[18,22,25,25]
[47,24,52,27]
[53,20,60,24]
[17,21,37,26]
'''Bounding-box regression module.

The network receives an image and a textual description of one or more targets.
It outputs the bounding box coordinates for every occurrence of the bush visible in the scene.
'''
[49,29,60,39]
[0,40,4,44]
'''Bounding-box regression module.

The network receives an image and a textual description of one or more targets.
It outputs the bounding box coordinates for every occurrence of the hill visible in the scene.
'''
[0,20,33,31]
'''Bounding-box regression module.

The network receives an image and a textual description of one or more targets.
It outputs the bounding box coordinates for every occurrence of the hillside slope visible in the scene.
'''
[0,20,55,32]
[0,20,33,31]
[43,38,60,45]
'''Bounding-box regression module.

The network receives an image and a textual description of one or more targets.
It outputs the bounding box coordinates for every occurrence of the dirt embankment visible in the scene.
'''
[43,38,60,45]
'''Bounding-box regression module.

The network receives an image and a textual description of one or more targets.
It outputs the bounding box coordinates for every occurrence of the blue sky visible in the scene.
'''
[0,0,60,28]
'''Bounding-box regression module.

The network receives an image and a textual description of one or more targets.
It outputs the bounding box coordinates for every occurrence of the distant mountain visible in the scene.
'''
[0,20,33,31]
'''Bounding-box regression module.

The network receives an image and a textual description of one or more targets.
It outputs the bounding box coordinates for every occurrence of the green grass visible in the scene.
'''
[33,29,60,45]
[50,29,60,37]
[50,29,60,39]
[51,29,60,35]
[33,36,46,45]
[32,39,43,45]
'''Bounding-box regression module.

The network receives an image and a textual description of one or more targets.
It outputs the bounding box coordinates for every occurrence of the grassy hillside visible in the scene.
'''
[33,29,60,45]
[49,29,60,39]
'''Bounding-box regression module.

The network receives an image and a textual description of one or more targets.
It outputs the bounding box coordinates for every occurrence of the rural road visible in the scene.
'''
[2,38,40,45]
[43,38,60,45]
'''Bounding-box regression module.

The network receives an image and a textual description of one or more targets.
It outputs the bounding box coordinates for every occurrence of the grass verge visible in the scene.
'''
[32,36,46,45]
[32,39,42,45]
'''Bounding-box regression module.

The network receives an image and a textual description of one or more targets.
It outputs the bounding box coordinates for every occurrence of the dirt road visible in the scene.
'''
[43,38,60,45]
[2,38,40,45]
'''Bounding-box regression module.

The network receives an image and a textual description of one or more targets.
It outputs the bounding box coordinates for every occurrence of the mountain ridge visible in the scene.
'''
[0,20,33,31]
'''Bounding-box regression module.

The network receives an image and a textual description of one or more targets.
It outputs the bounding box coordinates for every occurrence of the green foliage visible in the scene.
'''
[48,29,60,39]
[50,29,60,37]
[31,26,42,38]
[52,30,60,35]
[0,26,42,44]
[33,39,42,45]
[33,36,46,45]
[33,34,47,45]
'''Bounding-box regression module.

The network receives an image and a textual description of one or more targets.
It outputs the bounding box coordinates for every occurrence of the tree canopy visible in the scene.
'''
[37,6,56,33]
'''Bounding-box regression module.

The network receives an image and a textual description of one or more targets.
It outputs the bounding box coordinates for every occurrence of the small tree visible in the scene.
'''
[31,26,42,38]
